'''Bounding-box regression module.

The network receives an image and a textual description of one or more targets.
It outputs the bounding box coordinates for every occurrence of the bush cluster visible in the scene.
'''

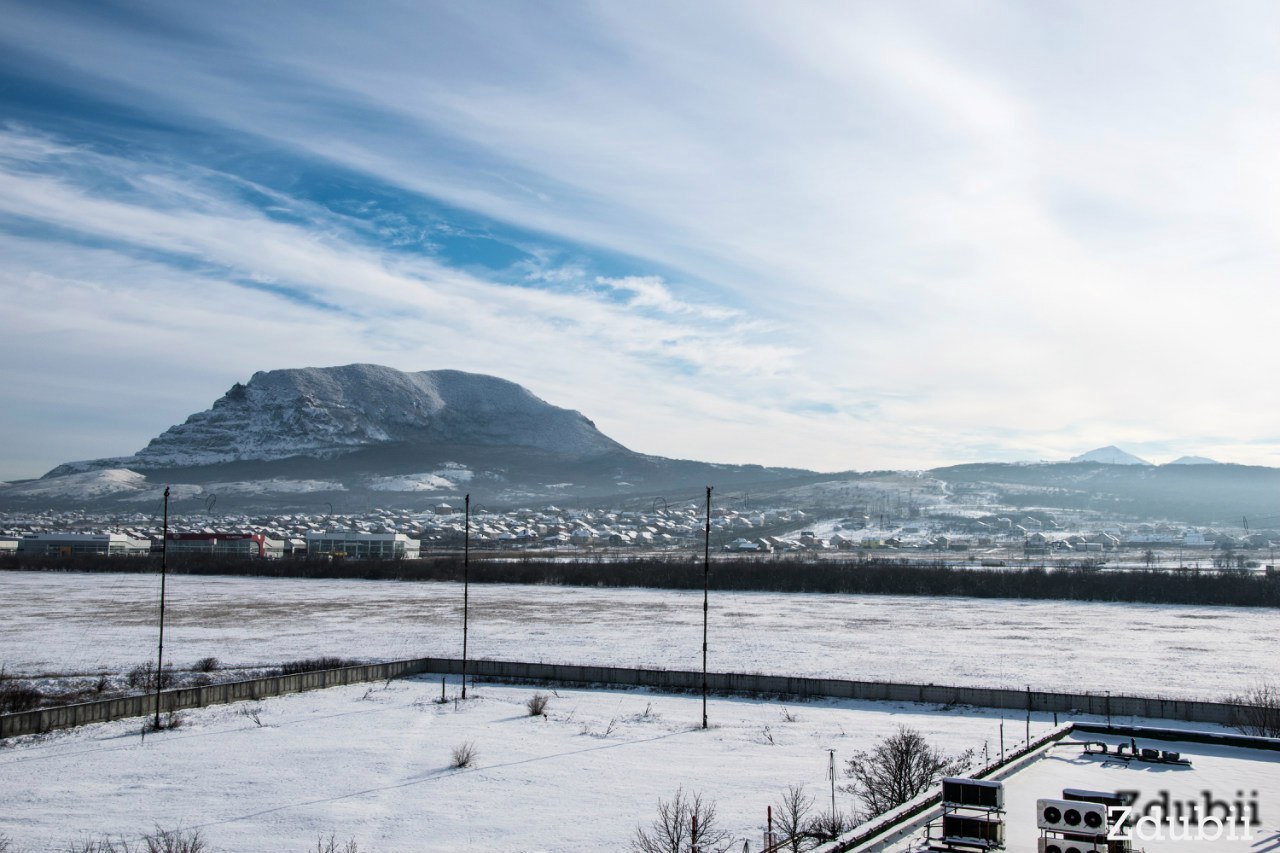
[279,657,357,675]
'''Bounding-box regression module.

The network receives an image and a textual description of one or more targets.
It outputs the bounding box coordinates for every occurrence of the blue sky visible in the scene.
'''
[1,0,1278,479]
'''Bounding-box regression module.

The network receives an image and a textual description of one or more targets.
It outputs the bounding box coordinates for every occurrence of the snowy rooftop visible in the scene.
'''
[847,728,1280,853]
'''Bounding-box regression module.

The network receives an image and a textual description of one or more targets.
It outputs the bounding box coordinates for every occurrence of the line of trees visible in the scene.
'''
[4,553,1279,607]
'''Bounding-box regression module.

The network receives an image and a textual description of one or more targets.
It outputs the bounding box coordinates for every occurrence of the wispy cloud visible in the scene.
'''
[1,1,1278,477]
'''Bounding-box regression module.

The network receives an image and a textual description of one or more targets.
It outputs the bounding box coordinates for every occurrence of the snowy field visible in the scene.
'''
[3,571,1275,852]
[2,571,1277,700]
[5,568,1274,701]
[0,677,1052,852]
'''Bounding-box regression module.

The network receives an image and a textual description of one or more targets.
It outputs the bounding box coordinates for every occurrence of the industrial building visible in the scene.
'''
[165,532,285,558]
[16,533,151,556]
[304,531,420,560]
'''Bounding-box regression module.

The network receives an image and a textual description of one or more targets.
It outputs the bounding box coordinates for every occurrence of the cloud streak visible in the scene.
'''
[1,1,1278,478]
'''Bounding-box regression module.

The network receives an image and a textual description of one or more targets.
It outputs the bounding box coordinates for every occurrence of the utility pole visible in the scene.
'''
[462,493,470,700]
[1025,684,1031,746]
[828,749,837,825]
[154,486,169,731]
[703,485,712,730]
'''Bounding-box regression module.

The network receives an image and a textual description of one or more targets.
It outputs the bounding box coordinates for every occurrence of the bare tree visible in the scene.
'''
[1228,682,1280,737]
[773,785,817,852]
[632,787,732,853]
[313,835,360,853]
[842,727,973,818]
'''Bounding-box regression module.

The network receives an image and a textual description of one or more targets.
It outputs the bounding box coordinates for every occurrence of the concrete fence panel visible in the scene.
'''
[0,656,1246,739]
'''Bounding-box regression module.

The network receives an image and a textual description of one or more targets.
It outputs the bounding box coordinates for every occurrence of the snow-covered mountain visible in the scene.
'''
[1166,455,1219,465]
[1069,445,1152,466]
[50,365,628,473]
[14,365,809,509]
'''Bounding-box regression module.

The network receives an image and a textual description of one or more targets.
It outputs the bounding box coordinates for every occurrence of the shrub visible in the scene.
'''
[526,692,550,716]
[66,827,207,853]
[193,657,221,673]
[279,657,355,676]
[312,835,359,853]
[450,740,478,769]
[145,710,185,733]
[805,810,849,843]
[140,827,207,853]
[0,679,42,713]
[126,662,174,692]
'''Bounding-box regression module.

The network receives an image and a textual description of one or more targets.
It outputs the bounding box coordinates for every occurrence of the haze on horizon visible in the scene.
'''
[1,1,1277,481]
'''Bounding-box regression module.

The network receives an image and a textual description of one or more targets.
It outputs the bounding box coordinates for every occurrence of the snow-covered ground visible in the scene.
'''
[0,677,1059,852]
[2,571,1276,700]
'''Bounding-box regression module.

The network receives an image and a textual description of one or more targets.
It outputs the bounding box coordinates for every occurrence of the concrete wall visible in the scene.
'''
[458,660,1241,728]
[0,658,436,739]
[0,657,1245,739]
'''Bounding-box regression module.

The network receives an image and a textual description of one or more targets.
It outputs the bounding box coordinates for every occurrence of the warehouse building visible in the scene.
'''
[17,533,152,556]
[304,531,420,560]
[165,532,285,558]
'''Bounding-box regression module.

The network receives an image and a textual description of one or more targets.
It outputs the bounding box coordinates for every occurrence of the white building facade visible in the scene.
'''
[305,532,420,560]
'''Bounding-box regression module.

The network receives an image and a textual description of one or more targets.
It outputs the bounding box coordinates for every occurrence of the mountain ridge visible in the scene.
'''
[5,365,1278,522]
[19,364,814,509]
[49,365,628,475]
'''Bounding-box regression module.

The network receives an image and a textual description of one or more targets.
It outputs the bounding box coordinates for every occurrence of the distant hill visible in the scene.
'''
[4,365,1277,522]
[3,365,816,511]
[1069,446,1152,466]
[929,460,1280,525]
[1167,455,1219,465]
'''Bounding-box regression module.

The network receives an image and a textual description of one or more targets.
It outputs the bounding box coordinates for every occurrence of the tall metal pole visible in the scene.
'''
[828,749,837,824]
[462,493,470,700]
[1025,684,1031,746]
[702,485,711,730]
[154,486,169,730]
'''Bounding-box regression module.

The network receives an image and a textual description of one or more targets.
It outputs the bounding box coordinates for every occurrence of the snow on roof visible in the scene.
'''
[843,727,1280,853]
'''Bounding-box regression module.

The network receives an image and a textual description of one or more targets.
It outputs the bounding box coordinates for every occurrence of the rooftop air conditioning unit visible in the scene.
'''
[942,777,1004,809]
[1039,840,1107,853]
[941,814,1004,846]
[1037,798,1108,834]
[1062,788,1127,810]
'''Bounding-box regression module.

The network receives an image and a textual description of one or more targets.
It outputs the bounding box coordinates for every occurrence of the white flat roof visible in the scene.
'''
[860,729,1280,853]
[1001,732,1279,852]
